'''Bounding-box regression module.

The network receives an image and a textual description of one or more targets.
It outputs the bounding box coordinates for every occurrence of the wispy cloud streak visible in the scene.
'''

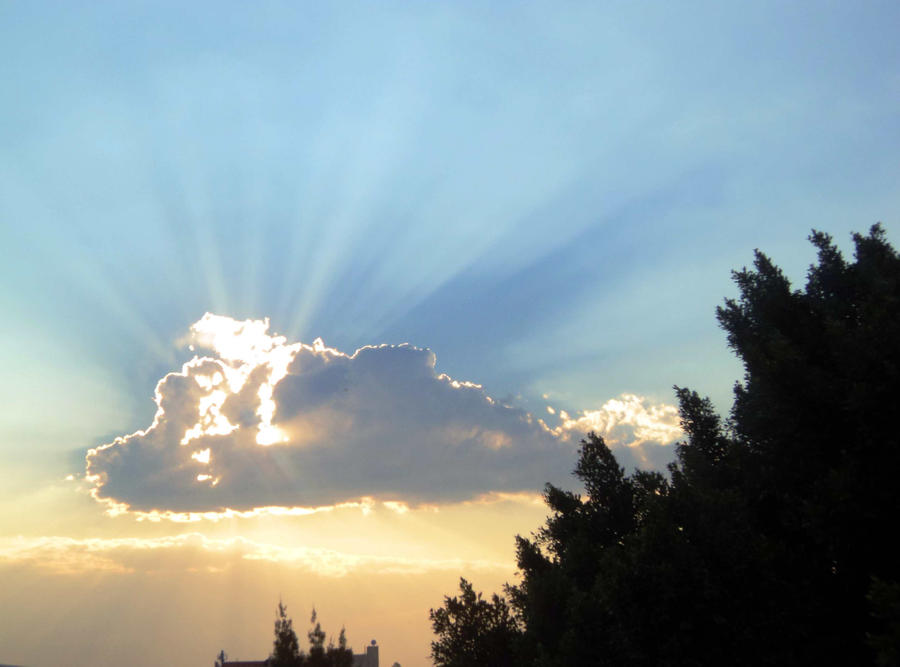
[0,534,513,578]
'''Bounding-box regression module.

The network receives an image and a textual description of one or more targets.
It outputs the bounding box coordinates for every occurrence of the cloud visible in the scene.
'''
[550,393,682,470]
[0,534,512,578]
[86,314,681,515]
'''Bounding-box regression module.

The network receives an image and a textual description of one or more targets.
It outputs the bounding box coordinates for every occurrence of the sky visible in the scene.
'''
[1,2,898,666]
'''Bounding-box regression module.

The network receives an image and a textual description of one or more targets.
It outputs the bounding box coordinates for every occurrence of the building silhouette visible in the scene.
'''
[220,638,379,667]
[352,640,379,667]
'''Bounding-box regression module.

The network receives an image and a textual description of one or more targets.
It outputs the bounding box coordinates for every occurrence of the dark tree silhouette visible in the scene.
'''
[431,225,900,666]
[705,225,900,664]
[306,608,329,667]
[220,601,353,667]
[868,578,900,667]
[324,627,354,667]
[429,578,521,667]
[270,601,302,667]
[267,602,354,667]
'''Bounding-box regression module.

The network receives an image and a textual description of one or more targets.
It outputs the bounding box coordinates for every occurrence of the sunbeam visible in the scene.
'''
[2,3,899,666]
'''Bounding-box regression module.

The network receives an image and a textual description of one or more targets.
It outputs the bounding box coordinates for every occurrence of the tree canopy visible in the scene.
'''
[430,225,900,666]
[429,578,521,667]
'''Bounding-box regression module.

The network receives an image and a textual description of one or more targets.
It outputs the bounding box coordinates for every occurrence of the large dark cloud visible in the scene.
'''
[86,315,678,515]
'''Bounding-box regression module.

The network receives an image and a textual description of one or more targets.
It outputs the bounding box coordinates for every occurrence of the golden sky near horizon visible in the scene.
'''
[0,494,545,667]
[0,315,682,667]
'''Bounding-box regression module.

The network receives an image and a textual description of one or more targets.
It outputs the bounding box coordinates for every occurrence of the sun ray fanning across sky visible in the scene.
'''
[1,3,899,666]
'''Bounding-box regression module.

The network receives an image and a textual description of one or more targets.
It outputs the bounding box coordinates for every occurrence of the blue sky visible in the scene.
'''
[0,3,898,664]
[3,2,898,439]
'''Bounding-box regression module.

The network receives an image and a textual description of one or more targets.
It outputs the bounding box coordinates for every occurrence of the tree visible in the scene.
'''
[325,626,354,667]
[429,578,522,667]
[267,601,354,667]
[306,608,328,667]
[868,578,900,667]
[431,225,900,666]
[712,225,900,664]
[505,432,671,665]
[270,601,303,667]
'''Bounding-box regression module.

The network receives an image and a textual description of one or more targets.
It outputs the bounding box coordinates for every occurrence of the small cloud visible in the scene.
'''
[85,315,681,517]
[550,393,682,469]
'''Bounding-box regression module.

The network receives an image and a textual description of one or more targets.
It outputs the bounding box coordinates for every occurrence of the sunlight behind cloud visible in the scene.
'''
[547,394,682,469]
[555,393,682,446]
[85,315,681,517]
[183,313,297,446]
